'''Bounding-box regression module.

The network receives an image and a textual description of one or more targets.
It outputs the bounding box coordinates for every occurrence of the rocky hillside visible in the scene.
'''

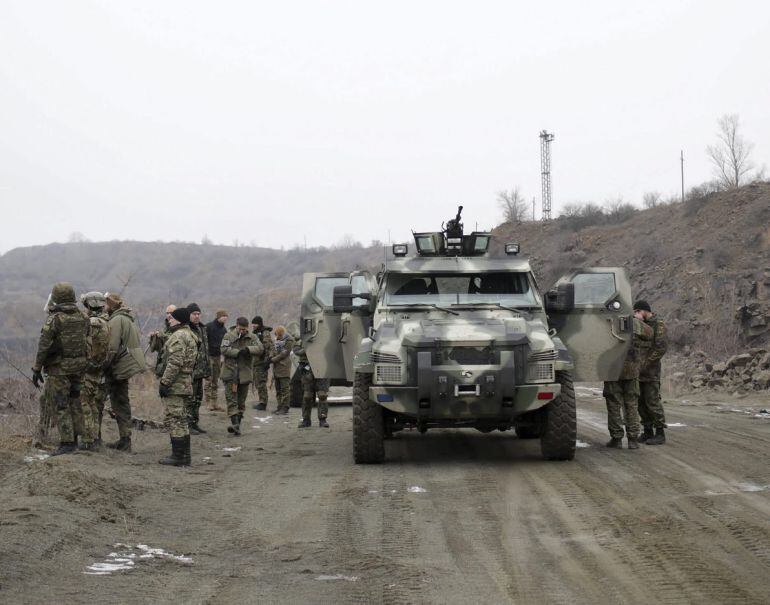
[2,182,770,388]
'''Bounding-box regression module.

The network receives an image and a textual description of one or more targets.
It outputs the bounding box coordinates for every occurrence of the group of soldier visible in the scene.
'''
[32,283,331,467]
[603,300,668,449]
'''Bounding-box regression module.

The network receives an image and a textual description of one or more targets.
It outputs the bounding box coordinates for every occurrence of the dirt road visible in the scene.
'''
[1,389,769,604]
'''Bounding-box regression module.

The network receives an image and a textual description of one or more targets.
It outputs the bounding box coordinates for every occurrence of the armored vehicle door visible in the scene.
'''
[546,268,633,382]
[301,272,376,384]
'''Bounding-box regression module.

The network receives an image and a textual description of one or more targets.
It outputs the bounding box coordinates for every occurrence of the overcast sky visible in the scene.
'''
[1,1,768,254]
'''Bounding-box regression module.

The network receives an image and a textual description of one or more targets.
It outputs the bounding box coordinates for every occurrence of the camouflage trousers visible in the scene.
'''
[301,371,329,421]
[163,395,190,439]
[224,381,250,417]
[638,380,666,429]
[254,365,270,406]
[81,371,107,444]
[603,378,640,439]
[46,374,84,443]
[185,378,204,425]
[107,377,132,439]
[274,376,290,410]
[205,356,222,405]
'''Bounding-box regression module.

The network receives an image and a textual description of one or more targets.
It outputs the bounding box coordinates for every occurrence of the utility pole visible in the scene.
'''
[680,150,685,202]
[540,130,555,220]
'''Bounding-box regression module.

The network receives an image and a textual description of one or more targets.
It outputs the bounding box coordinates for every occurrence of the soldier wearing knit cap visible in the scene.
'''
[205,309,229,411]
[185,302,211,434]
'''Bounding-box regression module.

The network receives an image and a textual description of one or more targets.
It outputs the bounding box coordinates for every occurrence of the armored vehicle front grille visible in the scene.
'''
[527,362,554,382]
[375,364,402,383]
[446,347,493,365]
[371,352,401,364]
[528,350,557,362]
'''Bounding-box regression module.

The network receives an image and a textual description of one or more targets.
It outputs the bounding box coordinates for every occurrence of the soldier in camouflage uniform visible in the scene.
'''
[250,316,275,411]
[221,317,264,435]
[32,283,89,456]
[294,342,330,428]
[603,317,653,450]
[271,325,294,415]
[149,305,176,377]
[635,300,669,445]
[158,307,198,466]
[79,292,110,450]
[186,303,211,434]
[103,293,147,452]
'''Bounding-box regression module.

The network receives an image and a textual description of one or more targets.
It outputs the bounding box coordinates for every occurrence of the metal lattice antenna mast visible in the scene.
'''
[539,130,555,220]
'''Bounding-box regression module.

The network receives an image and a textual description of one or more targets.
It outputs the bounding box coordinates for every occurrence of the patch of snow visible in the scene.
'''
[367,490,378,494]
[84,544,192,575]
[254,416,272,423]
[667,423,687,427]
[576,440,591,448]
[23,452,50,463]
[316,574,360,582]
[222,446,241,453]
[407,486,427,493]
[327,396,351,402]
[752,412,770,419]
[736,482,768,493]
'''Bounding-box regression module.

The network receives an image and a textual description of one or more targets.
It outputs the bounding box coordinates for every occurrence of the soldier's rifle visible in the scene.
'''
[0,347,36,387]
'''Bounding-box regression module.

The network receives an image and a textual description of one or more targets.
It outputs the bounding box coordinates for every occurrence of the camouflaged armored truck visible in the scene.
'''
[300,208,633,463]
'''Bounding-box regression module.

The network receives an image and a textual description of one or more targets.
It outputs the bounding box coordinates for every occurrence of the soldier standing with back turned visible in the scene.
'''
[32,283,89,456]
[294,341,330,428]
[635,300,669,445]
[79,291,110,450]
[205,309,229,411]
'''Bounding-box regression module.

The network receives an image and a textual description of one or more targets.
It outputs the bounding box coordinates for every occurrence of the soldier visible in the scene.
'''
[221,317,264,435]
[32,283,89,456]
[103,292,147,452]
[603,317,653,450]
[205,309,229,411]
[148,305,176,377]
[271,325,294,415]
[186,302,211,434]
[635,300,669,445]
[158,307,198,466]
[79,292,110,450]
[294,341,330,428]
[250,316,275,411]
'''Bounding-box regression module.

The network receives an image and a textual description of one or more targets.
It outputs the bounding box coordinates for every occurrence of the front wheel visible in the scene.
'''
[540,370,577,460]
[352,372,384,464]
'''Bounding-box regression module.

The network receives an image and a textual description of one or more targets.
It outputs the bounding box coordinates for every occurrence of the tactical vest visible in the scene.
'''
[56,310,88,374]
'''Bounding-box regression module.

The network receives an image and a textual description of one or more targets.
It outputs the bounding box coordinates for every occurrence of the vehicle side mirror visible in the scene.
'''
[333,285,354,313]
[545,282,575,313]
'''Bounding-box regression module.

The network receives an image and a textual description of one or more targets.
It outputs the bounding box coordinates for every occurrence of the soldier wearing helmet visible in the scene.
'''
[32,282,89,456]
[79,291,110,449]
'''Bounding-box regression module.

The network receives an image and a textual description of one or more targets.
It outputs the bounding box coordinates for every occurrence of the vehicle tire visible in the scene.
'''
[353,372,384,464]
[539,370,576,461]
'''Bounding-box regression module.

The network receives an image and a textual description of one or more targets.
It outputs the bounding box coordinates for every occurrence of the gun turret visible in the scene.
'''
[444,205,464,239]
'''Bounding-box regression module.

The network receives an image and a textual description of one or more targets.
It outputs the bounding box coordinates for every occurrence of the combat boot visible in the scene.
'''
[646,427,666,445]
[638,427,654,443]
[181,435,191,465]
[319,417,329,428]
[189,422,207,435]
[255,403,267,411]
[298,418,311,428]
[50,442,77,456]
[605,437,623,449]
[227,415,241,435]
[627,438,639,450]
[106,436,132,452]
[159,437,187,466]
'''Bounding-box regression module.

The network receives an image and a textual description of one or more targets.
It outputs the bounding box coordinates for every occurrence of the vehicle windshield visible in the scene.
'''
[384,272,539,307]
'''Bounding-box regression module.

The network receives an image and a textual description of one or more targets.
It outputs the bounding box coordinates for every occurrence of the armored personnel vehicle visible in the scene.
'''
[300,207,633,463]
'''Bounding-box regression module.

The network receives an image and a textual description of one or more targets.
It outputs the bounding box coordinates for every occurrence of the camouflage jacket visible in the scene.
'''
[105,307,147,380]
[85,311,110,375]
[271,334,295,378]
[160,325,198,396]
[618,317,654,380]
[251,328,276,374]
[150,322,173,377]
[34,303,89,376]
[189,322,211,380]
[639,314,668,382]
[222,328,264,384]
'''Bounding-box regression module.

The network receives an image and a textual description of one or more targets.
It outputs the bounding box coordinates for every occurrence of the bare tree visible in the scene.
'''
[642,191,661,208]
[497,187,528,223]
[707,114,755,189]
